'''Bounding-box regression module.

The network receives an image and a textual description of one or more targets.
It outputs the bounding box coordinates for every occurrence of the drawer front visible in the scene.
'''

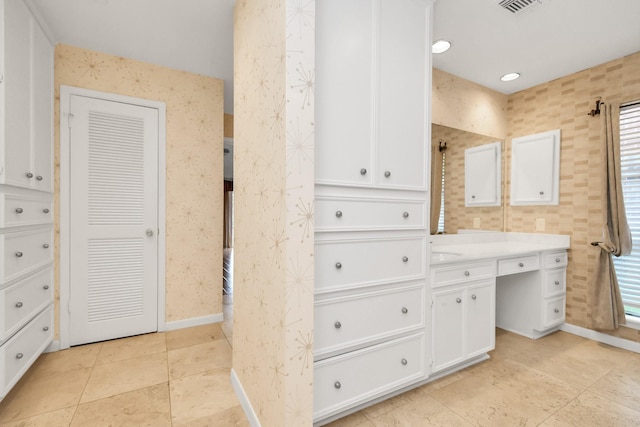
[1,269,53,341]
[543,268,566,298]
[315,198,426,231]
[497,254,540,276]
[314,333,425,420]
[1,305,53,392]
[1,229,53,285]
[542,296,565,328]
[1,195,53,228]
[543,251,568,269]
[315,237,425,293]
[432,262,495,288]
[315,286,424,359]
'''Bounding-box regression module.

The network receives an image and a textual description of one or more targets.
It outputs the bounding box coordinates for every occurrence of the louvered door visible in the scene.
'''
[68,95,158,346]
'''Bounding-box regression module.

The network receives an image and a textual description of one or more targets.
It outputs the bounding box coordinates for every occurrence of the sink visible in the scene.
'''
[431,251,462,261]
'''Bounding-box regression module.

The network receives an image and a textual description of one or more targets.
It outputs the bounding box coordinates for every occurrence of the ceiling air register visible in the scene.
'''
[498,0,544,15]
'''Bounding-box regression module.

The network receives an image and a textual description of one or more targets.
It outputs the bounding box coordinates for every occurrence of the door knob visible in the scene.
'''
[146,229,154,237]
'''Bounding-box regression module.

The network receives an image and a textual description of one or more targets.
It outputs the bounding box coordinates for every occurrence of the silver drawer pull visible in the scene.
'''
[15,302,23,308]
[15,251,23,258]
[539,191,544,195]
[43,326,49,332]
[43,208,50,214]
[464,271,470,276]
[456,298,462,303]
[384,171,391,178]
[518,262,524,267]
[401,307,408,314]
[16,353,24,360]
[554,308,560,313]
[15,207,23,214]
[471,294,477,300]
[401,358,408,366]
[402,256,409,263]
[335,210,342,218]
[335,262,342,269]
[403,212,409,219]
[555,281,560,285]
[360,168,367,175]
[334,321,342,329]
[26,172,33,178]
[334,381,341,389]
[36,175,43,181]
[43,285,50,290]
[43,244,50,249]
[555,258,561,263]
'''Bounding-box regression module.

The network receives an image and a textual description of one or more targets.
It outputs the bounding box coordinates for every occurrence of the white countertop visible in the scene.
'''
[430,232,570,265]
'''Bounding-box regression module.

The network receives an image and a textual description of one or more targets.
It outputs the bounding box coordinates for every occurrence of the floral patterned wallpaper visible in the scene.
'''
[233,0,315,425]
[53,44,225,331]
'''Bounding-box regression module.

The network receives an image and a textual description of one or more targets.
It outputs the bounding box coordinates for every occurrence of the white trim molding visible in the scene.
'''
[164,313,223,331]
[58,85,167,349]
[231,369,261,427]
[560,323,640,354]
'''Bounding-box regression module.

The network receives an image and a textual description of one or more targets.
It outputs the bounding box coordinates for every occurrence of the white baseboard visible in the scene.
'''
[164,313,224,331]
[45,340,60,353]
[231,368,261,427]
[560,323,640,354]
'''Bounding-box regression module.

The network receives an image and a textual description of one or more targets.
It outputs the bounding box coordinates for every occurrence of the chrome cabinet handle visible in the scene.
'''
[334,321,341,329]
[36,175,43,181]
[555,258,561,263]
[555,281,560,285]
[335,262,342,269]
[403,212,409,218]
[401,358,408,366]
[384,171,391,178]
[554,308,560,313]
[464,271,470,276]
[15,208,23,214]
[456,298,462,303]
[334,381,341,389]
[335,210,342,218]
[43,208,50,214]
[26,172,33,178]
[146,229,154,237]
[15,302,23,308]
[401,307,408,314]
[360,168,367,175]
[43,326,49,332]
[402,256,409,263]
[15,252,23,258]
[518,262,524,267]
[471,195,476,199]
[43,285,50,290]
[43,244,49,249]
[16,353,24,360]
[539,191,544,195]
[471,294,477,300]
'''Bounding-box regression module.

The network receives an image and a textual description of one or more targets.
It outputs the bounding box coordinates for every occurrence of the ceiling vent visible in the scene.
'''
[498,0,544,15]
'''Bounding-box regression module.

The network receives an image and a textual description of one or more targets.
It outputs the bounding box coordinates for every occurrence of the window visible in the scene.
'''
[437,153,445,233]
[613,101,640,317]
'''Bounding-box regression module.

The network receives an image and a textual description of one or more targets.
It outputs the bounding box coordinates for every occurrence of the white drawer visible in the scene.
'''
[1,269,53,342]
[497,254,540,276]
[0,305,53,396]
[431,262,495,288]
[315,285,424,360]
[543,251,568,269]
[314,333,425,421]
[0,195,53,228]
[543,268,566,298]
[315,237,425,293]
[0,229,53,286]
[315,197,426,231]
[542,296,565,329]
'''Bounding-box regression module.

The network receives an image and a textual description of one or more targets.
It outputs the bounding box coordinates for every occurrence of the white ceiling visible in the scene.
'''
[27,0,640,113]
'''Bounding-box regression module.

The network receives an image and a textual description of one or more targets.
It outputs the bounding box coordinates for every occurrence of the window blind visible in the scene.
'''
[613,102,640,316]
[437,153,445,233]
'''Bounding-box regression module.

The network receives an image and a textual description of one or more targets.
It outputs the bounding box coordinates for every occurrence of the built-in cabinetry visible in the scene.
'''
[0,0,54,401]
[464,142,501,207]
[314,0,432,423]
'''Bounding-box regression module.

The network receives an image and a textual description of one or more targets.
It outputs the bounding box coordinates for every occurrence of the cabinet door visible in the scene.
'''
[465,142,501,206]
[510,130,560,205]
[466,281,495,358]
[432,287,464,372]
[31,21,53,192]
[2,0,32,188]
[315,0,374,187]
[376,0,429,190]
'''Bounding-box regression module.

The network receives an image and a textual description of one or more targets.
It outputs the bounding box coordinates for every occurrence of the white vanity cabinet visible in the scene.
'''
[0,0,54,401]
[314,0,433,423]
[431,263,495,374]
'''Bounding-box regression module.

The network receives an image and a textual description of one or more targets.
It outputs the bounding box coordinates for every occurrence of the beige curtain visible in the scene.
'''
[590,102,632,330]
[430,144,444,234]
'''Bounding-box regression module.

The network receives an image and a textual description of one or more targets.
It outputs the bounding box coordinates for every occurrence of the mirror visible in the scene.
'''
[431,124,504,234]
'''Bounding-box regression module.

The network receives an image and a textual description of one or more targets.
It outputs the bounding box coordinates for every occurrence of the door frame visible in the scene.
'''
[59,85,167,350]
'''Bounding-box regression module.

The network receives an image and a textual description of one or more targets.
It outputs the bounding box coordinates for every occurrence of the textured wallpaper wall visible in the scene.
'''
[505,51,640,342]
[53,44,225,332]
[233,0,315,425]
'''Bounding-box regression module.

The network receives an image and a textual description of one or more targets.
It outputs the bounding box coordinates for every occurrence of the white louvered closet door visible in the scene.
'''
[69,95,158,346]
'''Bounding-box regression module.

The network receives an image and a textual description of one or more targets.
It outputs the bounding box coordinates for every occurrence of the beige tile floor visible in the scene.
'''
[1,324,640,426]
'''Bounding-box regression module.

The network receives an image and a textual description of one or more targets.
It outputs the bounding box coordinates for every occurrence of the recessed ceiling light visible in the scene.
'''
[501,72,520,82]
[432,40,451,54]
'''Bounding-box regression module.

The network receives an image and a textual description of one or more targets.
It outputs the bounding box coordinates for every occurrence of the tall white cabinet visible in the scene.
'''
[0,0,54,401]
[314,0,433,423]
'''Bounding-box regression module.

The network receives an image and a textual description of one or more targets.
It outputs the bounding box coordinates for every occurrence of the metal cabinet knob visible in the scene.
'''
[401,358,408,366]
[555,258,561,263]
[403,212,409,219]
[518,262,524,267]
[15,208,23,214]
[464,271,470,276]
[15,252,23,258]
[36,175,43,181]
[15,302,23,308]
[554,308,560,313]
[16,353,24,360]
[43,326,49,332]
[360,168,367,175]
[335,262,342,269]
[539,191,544,195]
[26,172,33,178]
[456,298,462,303]
[334,381,342,389]
[43,209,50,214]
[146,229,154,237]
[401,307,408,314]
[384,171,391,178]
[335,210,342,218]
[471,294,477,300]
[43,244,49,249]
[402,256,409,263]
[471,195,476,199]
[43,285,50,290]
[334,321,342,329]
[555,281,560,285]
